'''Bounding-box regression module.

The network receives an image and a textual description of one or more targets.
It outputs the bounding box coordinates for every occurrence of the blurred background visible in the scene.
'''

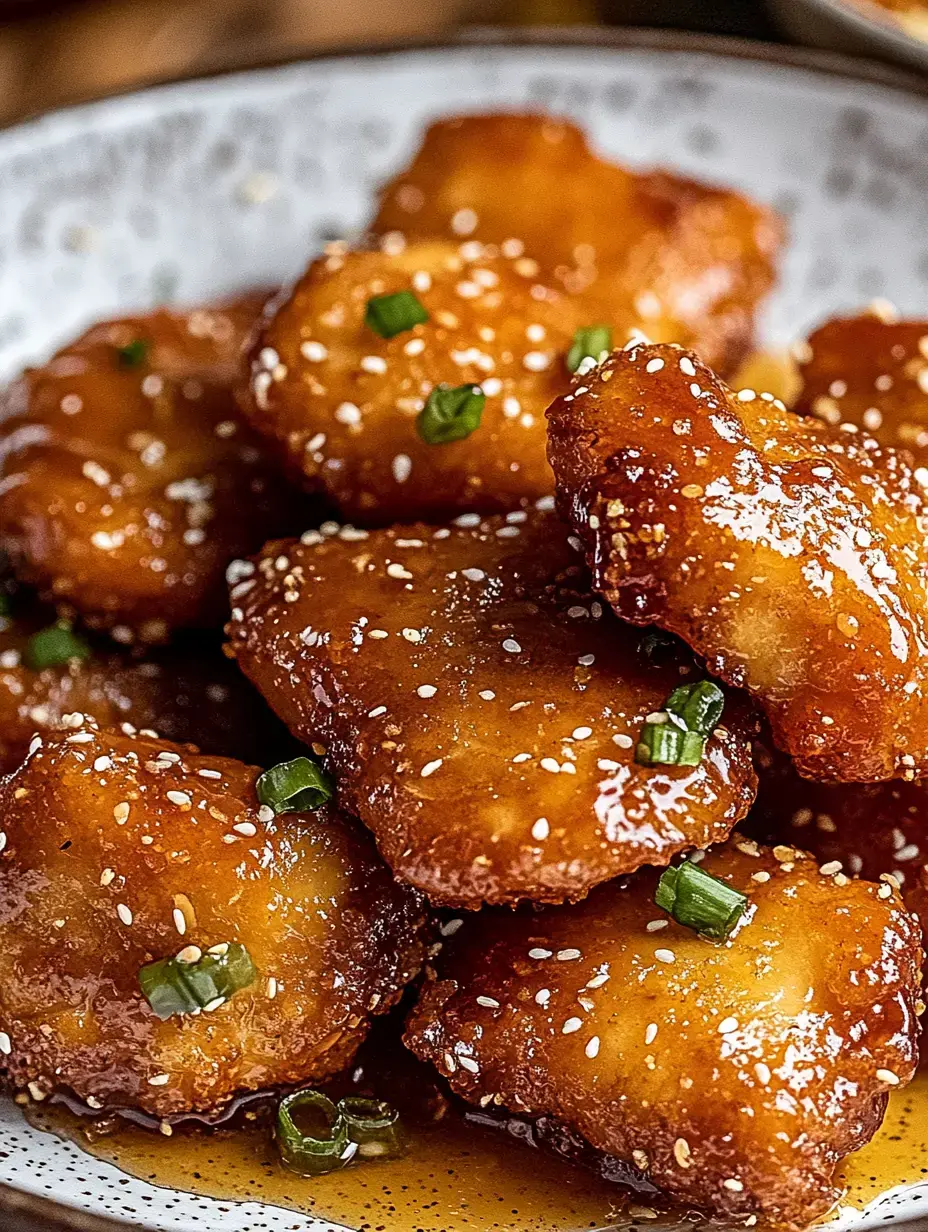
[0,0,906,126]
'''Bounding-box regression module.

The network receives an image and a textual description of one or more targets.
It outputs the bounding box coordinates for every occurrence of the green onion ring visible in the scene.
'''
[338,1095,405,1159]
[277,1090,356,1176]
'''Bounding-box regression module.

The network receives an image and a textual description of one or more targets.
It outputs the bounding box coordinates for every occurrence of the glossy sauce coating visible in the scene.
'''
[406,840,923,1229]
[372,113,783,375]
[548,341,928,782]
[796,312,928,462]
[0,604,290,772]
[748,732,928,894]
[0,725,429,1118]
[0,297,305,641]
[226,507,757,908]
[245,241,583,524]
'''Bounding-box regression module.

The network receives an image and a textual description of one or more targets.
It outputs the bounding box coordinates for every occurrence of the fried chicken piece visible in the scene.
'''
[796,312,928,462]
[0,724,428,1118]
[406,839,923,1229]
[372,113,782,375]
[548,341,928,782]
[0,296,306,642]
[0,597,290,772]
[746,732,928,890]
[226,507,757,908]
[245,241,584,524]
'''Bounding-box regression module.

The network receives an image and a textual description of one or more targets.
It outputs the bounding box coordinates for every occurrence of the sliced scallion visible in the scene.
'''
[654,860,748,940]
[566,325,612,374]
[25,623,91,671]
[277,1090,356,1176]
[115,339,149,369]
[416,385,485,445]
[338,1096,405,1159]
[256,756,334,814]
[635,679,724,768]
[364,291,429,339]
[139,942,256,1020]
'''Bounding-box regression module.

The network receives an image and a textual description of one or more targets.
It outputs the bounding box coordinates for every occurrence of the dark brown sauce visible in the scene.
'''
[21,1017,928,1231]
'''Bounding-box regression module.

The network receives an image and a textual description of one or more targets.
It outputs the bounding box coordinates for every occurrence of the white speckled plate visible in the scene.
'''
[2,28,928,1232]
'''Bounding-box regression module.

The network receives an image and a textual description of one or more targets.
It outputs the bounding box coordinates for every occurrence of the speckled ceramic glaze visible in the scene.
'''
[2,30,928,1232]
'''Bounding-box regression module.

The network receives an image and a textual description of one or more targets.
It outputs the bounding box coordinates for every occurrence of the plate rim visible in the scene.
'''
[2,23,928,1232]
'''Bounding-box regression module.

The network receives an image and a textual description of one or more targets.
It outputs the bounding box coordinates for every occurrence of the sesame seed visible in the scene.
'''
[166,790,191,808]
[360,355,387,374]
[645,919,668,932]
[300,340,328,362]
[562,1017,582,1034]
[459,1055,479,1073]
[203,997,226,1012]
[718,1016,739,1034]
[678,356,697,377]
[477,996,500,1009]
[531,818,549,840]
[479,690,496,701]
[100,868,115,887]
[585,1036,600,1058]
[440,918,463,937]
[819,860,842,876]
[535,988,551,1005]
[754,1062,771,1084]
[462,568,485,582]
[523,351,551,372]
[233,822,257,837]
[368,631,389,641]
[645,1022,658,1044]
[387,562,413,580]
[93,755,112,772]
[0,1032,11,1055]
[335,401,361,425]
[556,948,581,961]
[421,759,443,778]
[877,1068,901,1085]
[528,947,552,960]
[117,904,133,926]
[571,726,592,740]
[402,627,422,644]
[722,1178,744,1193]
[502,638,522,654]
[368,705,387,718]
[172,908,187,935]
[417,684,438,699]
[586,972,610,989]
[177,945,202,964]
[673,1138,692,1168]
[654,948,675,963]
[451,208,478,236]
[646,358,665,373]
[257,804,275,824]
[148,1074,170,1086]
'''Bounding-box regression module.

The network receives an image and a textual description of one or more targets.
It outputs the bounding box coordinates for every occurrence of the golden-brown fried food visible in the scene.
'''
[245,240,584,524]
[0,724,428,1118]
[548,341,928,782]
[747,733,928,889]
[0,599,290,772]
[406,839,923,1229]
[372,113,783,375]
[227,507,757,908]
[796,312,928,461]
[0,297,306,642]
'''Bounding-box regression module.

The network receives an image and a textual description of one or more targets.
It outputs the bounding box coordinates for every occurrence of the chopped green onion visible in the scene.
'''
[115,339,149,369]
[364,291,429,339]
[25,623,91,671]
[277,1090,356,1176]
[665,680,725,737]
[635,679,724,768]
[338,1096,405,1159]
[654,860,748,940]
[416,385,485,445]
[139,942,256,1020]
[566,325,612,374]
[256,756,334,814]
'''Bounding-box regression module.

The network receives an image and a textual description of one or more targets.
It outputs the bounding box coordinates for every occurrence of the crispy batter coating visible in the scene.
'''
[796,313,928,461]
[0,297,306,642]
[245,241,583,524]
[372,113,783,374]
[226,507,757,908]
[548,341,928,782]
[0,602,289,772]
[0,725,428,1118]
[748,733,928,890]
[406,839,923,1229]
